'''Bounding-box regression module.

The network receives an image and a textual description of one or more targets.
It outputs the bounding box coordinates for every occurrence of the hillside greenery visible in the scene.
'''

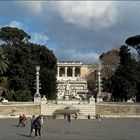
[0,27,57,101]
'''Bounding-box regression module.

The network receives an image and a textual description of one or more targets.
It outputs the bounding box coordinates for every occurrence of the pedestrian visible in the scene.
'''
[64,114,67,120]
[21,114,27,127]
[88,114,90,119]
[17,114,22,127]
[95,114,102,122]
[67,114,71,122]
[75,113,77,120]
[33,116,42,137]
[29,115,36,137]
[52,114,56,119]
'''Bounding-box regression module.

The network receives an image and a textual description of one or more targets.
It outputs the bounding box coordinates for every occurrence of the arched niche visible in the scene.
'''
[75,67,80,77]
[59,67,65,77]
[67,67,72,77]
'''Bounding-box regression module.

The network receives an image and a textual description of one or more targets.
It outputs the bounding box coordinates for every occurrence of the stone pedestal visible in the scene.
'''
[97,96,103,102]
[34,96,41,103]
[89,96,95,104]
[41,96,47,104]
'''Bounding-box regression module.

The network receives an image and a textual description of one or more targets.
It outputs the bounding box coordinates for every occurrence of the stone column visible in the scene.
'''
[34,65,41,103]
[57,67,60,77]
[65,66,67,77]
[96,62,102,102]
[97,71,101,95]
[72,67,75,77]
[79,67,81,77]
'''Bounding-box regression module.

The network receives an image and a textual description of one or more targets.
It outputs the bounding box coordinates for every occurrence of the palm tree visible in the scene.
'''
[0,77,14,100]
[0,47,9,75]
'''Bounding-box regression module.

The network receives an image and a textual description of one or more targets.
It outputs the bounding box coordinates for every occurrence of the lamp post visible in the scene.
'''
[34,65,41,102]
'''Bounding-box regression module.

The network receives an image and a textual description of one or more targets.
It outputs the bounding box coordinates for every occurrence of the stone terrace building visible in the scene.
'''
[57,61,89,100]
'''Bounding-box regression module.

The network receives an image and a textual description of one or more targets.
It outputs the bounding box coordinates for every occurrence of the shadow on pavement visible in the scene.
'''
[11,124,18,127]
[17,133,30,138]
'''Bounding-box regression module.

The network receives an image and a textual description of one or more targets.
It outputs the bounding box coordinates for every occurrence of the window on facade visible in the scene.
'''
[75,67,80,77]
[67,67,72,77]
[60,67,65,77]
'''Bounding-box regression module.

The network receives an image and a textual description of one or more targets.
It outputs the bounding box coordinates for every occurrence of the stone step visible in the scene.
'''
[41,104,96,117]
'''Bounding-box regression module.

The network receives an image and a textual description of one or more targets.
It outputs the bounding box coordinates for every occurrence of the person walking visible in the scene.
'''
[95,114,102,122]
[33,116,42,138]
[17,114,22,127]
[88,114,90,119]
[74,113,77,120]
[67,114,71,122]
[29,115,36,137]
[21,114,27,127]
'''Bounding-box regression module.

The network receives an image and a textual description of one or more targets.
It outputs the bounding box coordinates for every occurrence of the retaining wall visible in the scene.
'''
[96,102,140,118]
[0,102,41,118]
[1,101,140,118]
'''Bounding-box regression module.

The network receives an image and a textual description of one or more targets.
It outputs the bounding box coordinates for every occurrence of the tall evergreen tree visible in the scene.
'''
[111,45,138,101]
[125,35,140,56]
[0,26,30,45]
[0,27,57,101]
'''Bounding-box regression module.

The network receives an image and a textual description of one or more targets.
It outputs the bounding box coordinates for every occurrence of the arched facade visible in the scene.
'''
[57,61,88,100]
[57,62,81,78]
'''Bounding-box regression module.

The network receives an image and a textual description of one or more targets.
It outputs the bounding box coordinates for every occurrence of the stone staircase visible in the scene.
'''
[41,102,95,119]
[78,104,95,119]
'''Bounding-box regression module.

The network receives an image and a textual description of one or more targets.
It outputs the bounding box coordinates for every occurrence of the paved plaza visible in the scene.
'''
[0,118,140,140]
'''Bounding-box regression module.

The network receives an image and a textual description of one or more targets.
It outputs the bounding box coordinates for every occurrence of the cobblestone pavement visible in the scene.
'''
[0,118,140,140]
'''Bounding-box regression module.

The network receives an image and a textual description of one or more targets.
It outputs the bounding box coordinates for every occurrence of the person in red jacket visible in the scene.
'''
[21,114,27,127]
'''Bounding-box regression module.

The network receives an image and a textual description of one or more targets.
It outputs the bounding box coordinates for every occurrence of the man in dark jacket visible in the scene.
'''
[33,116,42,137]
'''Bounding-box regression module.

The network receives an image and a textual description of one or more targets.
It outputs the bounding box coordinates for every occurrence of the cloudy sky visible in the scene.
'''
[0,1,140,64]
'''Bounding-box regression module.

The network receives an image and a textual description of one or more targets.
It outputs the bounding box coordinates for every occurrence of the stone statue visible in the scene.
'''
[89,95,95,101]
[2,98,8,103]
[66,80,70,91]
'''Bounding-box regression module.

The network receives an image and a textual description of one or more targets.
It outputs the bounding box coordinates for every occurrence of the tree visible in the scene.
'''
[40,68,57,99]
[0,47,9,75]
[99,49,120,100]
[125,35,140,101]
[85,63,99,99]
[0,27,57,101]
[0,27,31,45]
[0,77,14,100]
[100,49,120,78]
[125,35,140,56]
[14,90,32,101]
[87,70,98,97]
[111,45,138,101]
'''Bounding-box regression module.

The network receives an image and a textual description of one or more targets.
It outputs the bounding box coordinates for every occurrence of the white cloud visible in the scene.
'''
[8,21,27,30]
[12,1,118,30]
[30,33,49,45]
[53,1,118,30]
